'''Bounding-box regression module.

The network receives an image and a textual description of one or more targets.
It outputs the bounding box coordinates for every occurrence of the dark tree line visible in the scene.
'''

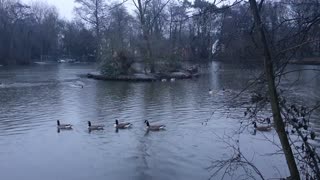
[0,0,95,65]
[0,0,221,66]
[0,0,59,65]
[0,0,319,67]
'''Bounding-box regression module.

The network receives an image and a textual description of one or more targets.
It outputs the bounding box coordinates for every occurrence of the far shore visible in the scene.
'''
[290,57,320,65]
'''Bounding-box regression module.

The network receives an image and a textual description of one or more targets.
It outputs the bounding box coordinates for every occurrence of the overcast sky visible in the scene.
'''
[21,0,140,20]
[21,0,231,20]
[22,0,76,20]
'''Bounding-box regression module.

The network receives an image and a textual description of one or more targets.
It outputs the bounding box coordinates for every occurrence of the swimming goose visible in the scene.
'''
[88,121,104,130]
[57,120,72,129]
[144,120,165,131]
[114,119,132,129]
[253,122,272,132]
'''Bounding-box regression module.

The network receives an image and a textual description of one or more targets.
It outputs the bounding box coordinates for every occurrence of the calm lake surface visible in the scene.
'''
[0,62,319,180]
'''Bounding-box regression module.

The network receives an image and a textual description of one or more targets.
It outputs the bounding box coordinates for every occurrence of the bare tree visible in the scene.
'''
[0,0,61,65]
[132,0,170,73]
[248,0,301,179]
[74,0,108,60]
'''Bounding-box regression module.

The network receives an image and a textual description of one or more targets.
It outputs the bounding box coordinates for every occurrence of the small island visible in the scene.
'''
[87,69,200,82]
[87,51,200,82]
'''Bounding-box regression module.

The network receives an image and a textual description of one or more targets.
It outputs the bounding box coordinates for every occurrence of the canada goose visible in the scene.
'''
[253,122,272,132]
[114,119,132,129]
[144,120,165,131]
[57,120,72,129]
[88,121,104,130]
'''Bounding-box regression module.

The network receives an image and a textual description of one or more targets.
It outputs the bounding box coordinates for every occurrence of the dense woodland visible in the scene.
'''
[0,0,319,66]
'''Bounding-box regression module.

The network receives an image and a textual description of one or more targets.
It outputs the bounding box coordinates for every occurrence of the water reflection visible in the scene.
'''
[57,128,73,134]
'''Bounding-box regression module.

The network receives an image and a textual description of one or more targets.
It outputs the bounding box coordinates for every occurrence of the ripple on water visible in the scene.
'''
[0,63,319,180]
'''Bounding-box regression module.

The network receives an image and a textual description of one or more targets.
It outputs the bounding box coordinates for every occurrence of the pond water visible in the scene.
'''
[0,62,319,180]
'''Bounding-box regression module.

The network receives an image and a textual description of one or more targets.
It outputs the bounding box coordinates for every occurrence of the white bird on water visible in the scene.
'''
[74,80,85,88]
[209,89,213,95]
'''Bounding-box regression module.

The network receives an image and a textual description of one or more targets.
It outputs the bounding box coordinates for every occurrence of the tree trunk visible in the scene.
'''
[248,0,300,179]
[95,0,100,61]
[136,0,154,73]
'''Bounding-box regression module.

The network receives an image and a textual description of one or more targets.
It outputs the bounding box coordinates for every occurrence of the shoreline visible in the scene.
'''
[290,58,320,65]
[87,71,200,82]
